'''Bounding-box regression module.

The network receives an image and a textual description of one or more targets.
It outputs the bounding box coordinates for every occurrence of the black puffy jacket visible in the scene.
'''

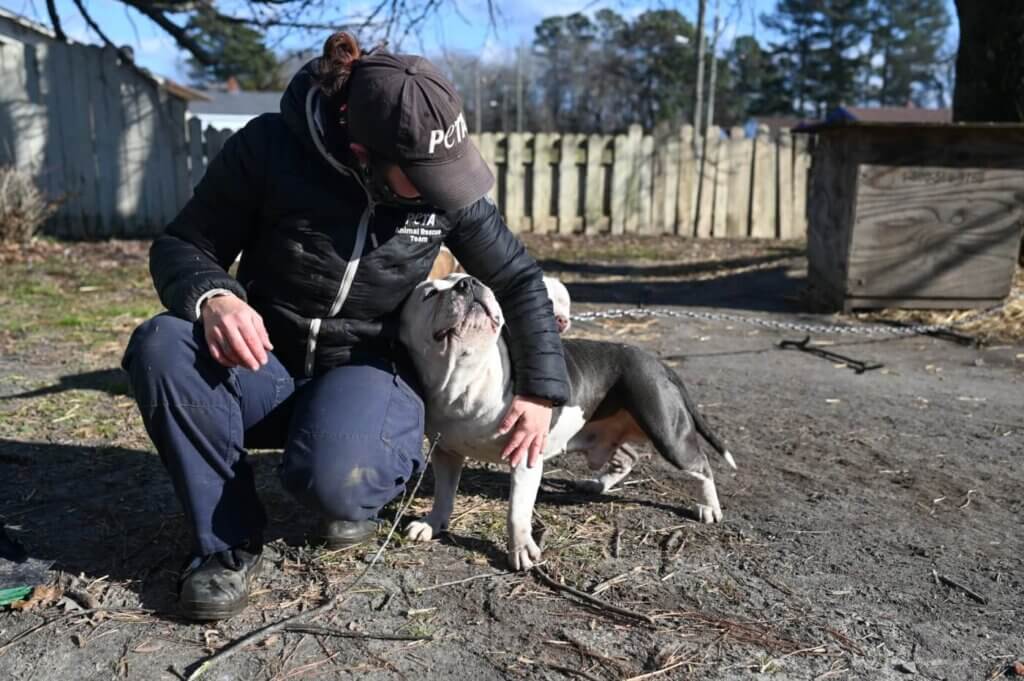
[149,60,569,405]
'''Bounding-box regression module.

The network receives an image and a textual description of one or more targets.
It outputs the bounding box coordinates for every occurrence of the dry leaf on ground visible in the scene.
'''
[10,584,63,612]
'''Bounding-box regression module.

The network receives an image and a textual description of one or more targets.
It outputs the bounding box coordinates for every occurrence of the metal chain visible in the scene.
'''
[570,292,1020,338]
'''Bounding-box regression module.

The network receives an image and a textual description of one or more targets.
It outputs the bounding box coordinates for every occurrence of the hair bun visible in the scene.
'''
[319,32,362,99]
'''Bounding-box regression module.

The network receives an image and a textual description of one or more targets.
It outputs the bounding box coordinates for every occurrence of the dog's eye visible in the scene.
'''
[423,288,439,300]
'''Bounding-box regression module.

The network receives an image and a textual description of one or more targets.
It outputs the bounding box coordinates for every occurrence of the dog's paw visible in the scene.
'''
[696,503,723,524]
[507,537,543,571]
[405,519,438,542]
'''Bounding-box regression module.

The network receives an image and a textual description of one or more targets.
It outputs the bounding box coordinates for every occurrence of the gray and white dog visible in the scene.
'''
[399,274,736,570]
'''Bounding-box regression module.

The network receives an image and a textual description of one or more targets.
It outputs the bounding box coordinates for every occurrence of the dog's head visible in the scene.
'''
[400,274,505,375]
[543,276,571,334]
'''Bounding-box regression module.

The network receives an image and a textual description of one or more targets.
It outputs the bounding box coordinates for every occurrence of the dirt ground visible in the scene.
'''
[0,237,1021,680]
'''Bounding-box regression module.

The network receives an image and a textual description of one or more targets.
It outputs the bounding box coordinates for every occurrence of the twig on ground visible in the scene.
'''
[414,570,514,593]
[590,566,644,596]
[623,660,689,680]
[184,434,441,681]
[933,570,988,604]
[283,624,431,641]
[612,526,622,558]
[559,634,630,672]
[532,566,655,625]
[825,627,864,656]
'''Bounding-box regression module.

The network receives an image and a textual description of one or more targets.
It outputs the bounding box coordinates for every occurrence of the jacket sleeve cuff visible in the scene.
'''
[174,276,247,323]
[513,378,570,407]
[193,288,239,321]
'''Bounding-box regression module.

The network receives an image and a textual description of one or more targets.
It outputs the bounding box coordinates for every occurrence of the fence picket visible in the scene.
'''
[792,133,811,239]
[624,124,643,233]
[531,132,553,234]
[751,124,777,238]
[505,132,525,231]
[638,133,655,234]
[726,127,753,237]
[711,128,730,238]
[695,126,719,238]
[777,128,796,239]
[584,134,606,234]
[557,134,580,234]
[676,125,697,236]
[657,135,679,234]
[611,133,629,235]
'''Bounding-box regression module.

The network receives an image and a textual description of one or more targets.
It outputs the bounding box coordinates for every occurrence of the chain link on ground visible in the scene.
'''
[571,292,1022,338]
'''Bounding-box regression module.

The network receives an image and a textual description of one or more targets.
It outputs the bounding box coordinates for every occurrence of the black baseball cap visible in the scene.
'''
[345,52,494,212]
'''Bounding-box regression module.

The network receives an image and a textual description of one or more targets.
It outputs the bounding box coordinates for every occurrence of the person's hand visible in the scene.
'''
[200,294,273,371]
[498,395,553,468]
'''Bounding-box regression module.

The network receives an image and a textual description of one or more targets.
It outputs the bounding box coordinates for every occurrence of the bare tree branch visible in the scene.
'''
[45,0,67,41]
[70,0,136,63]
[38,0,495,72]
[121,0,217,65]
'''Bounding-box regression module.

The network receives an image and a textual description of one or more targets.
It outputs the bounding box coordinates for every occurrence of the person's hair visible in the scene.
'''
[318,32,362,109]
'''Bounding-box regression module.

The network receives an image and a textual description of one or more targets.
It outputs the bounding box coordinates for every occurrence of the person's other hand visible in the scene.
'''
[498,395,553,468]
[200,294,273,370]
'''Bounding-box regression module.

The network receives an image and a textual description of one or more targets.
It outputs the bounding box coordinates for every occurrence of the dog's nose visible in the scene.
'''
[455,276,481,292]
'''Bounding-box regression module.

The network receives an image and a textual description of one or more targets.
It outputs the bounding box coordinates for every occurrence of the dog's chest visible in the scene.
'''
[427,402,588,464]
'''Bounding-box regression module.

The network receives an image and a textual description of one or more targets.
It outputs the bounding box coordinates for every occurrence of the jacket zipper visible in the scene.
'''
[302,86,375,377]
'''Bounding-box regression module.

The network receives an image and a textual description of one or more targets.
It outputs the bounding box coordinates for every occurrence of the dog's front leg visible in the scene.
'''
[406,448,464,542]
[507,458,544,571]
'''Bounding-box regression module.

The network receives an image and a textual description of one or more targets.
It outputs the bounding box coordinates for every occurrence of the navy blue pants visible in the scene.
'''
[122,314,425,557]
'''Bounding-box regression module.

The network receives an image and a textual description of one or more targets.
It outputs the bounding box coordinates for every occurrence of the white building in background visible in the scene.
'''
[188,77,283,131]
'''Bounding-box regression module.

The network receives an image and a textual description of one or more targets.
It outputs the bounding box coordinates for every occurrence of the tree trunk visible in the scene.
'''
[953,0,1024,121]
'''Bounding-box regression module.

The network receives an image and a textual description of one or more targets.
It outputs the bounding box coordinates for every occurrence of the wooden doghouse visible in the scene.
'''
[800,122,1024,311]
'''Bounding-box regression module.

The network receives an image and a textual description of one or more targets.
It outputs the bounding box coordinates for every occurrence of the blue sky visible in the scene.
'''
[2,0,957,84]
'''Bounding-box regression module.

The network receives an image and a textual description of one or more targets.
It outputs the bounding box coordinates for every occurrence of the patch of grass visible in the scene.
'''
[57,315,87,327]
[0,245,159,362]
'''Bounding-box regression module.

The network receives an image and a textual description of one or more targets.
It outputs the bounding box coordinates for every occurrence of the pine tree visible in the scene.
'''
[185,8,284,91]
[761,0,819,115]
[811,0,874,112]
[762,0,873,115]
[870,0,952,106]
[726,35,791,118]
[619,10,697,131]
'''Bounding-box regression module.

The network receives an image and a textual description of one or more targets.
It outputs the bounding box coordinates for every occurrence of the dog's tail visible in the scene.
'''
[677,376,738,471]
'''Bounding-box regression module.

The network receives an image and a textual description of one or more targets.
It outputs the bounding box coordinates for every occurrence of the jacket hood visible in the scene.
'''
[280,59,322,154]
[280,58,357,169]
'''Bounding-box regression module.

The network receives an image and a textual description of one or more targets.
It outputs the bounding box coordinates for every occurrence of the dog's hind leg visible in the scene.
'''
[406,448,464,542]
[619,362,725,523]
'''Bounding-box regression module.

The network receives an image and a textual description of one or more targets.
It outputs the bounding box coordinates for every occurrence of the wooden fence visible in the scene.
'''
[187,120,811,239]
[0,36,191,238]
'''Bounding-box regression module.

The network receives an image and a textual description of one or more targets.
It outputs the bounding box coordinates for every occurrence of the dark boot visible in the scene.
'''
[178,544,262,621]
[315,519,379,549]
